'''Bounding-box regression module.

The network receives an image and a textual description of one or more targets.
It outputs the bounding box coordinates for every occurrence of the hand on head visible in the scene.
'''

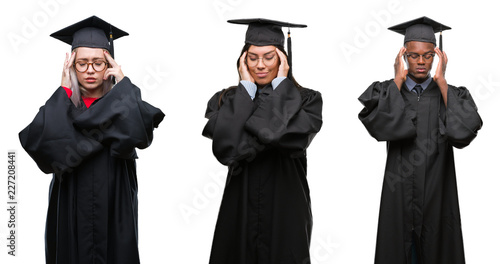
[393,47,408,90]
[433,46,447,84]
[239,51,255,83]
[103,50,124,83]
[61,51,76,88]
[275,48,289,78]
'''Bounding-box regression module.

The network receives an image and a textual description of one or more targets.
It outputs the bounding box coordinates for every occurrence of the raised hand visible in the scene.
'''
[239,51,254,83]
[61,51,76,88]
[433,47,448,85]
[275,48,289,78]
[103,50,125,83]
[433,46,448,106]
[393,47,407,90]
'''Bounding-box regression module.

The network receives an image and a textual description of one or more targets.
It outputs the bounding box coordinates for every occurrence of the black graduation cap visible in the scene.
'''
[228,18,307,74]
[388,16,451,50]
[50,16,128,58]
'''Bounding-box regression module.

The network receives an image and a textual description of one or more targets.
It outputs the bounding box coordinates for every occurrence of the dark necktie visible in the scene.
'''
[413,84,423,96]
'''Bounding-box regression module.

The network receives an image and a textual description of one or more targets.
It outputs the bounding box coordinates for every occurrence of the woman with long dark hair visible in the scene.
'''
[202,18,323,264]
[19,16,164,264]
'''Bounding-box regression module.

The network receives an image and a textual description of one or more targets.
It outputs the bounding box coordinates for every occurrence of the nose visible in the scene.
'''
[86,63,96,74]
[256,58,266,68]
[417,55,425,64]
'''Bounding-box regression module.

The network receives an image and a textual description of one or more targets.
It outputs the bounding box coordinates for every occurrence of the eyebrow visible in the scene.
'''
[247,50,276,56]
[75,57,106,61]
[407,51,435,55]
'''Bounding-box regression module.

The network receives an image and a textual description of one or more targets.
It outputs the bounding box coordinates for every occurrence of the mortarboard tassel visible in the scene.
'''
[109,25,115,83]
[109,25,114,58]
[287,27,292,76]
[439,31,442,51]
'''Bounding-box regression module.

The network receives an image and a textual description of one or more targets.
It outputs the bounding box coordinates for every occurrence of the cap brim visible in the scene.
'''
[228,18,307,28]
[50,15,128,46]
[388,16,451,35]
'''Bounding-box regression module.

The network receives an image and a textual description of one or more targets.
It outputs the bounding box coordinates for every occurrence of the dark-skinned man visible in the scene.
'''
[358,17,482,264]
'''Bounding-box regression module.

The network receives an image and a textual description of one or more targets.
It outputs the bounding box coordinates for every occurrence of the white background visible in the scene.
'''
[1,0,499,263]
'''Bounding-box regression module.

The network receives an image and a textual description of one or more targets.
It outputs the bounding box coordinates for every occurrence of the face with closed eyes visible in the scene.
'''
[404,41,435,83]
[245,45,279,86]
[73,47,108,95]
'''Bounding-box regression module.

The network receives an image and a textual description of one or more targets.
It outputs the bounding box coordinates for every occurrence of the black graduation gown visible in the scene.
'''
[358,79,482,264]
[19,77,164,264]
[202,78,323,264]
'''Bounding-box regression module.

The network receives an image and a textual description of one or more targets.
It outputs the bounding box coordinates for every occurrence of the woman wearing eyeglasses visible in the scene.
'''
[19,16,164,264]
[202,19,323,264]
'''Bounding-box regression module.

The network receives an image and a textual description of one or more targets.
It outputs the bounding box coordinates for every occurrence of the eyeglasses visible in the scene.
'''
[246,52,277,67]
[74,60,108,73]
[405,52,435,61]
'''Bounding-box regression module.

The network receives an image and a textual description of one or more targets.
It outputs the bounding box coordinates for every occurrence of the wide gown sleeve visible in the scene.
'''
[19,87,104,175]
[19,77,164,175]
[202,78,322,166]
[245,78,322,151]
[74,77,165,159]
[442,85,482,148]
[358,80,417,141]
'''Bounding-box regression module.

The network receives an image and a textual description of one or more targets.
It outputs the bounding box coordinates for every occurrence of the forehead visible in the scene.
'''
[248,45,276,54]
[75,47,105,59]
[405,41,435,52]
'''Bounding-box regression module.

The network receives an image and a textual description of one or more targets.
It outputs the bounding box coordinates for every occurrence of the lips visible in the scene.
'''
[85,78,97,83]
[255,72,268,78]
[416,68,426,73]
